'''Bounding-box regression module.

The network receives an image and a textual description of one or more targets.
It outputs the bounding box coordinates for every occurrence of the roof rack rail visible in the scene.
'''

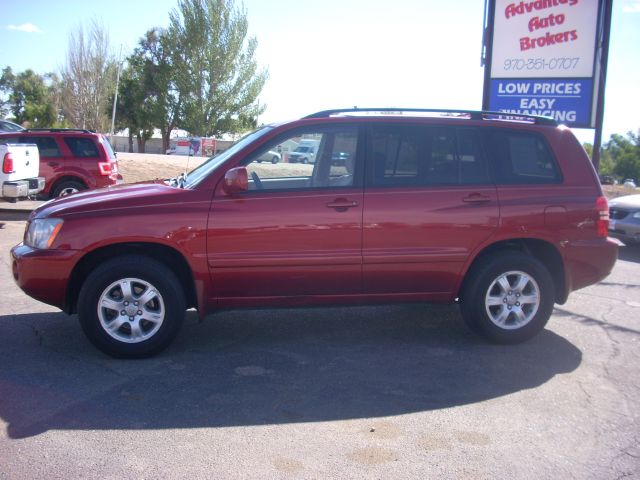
[24,128,96,134]
[304,108,557,126]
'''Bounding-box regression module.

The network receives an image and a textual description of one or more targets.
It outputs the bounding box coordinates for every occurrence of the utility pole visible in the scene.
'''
[110,45,123,143]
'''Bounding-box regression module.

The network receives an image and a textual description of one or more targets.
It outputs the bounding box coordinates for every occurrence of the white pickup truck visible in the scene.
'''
[1,143,45,201]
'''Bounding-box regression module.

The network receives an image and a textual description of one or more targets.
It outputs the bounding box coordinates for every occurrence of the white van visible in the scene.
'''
[288,139,319,164]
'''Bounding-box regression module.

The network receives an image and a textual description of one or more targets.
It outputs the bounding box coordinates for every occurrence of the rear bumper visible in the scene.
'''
[563,237,618,297]
[2,177,45,198]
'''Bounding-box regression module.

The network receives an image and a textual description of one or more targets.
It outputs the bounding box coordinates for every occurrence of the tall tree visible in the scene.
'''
[167,0,268,137]
[61,19,116,131]
[137,29,184,153]
[0,66,60,127]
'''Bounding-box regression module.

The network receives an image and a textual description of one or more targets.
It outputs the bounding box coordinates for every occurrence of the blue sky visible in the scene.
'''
[1,0,639,144]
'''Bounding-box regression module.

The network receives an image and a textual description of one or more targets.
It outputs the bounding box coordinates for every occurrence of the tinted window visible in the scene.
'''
[371,126,420,185]
[101,135,116,159]
[484,130,561,184]
[23,136,62,157]
[370,126,490,187]
[64,137,99,157]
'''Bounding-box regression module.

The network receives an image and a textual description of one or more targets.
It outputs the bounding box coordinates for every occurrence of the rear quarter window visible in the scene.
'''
[484,129,562,184]
[64,137,100,158]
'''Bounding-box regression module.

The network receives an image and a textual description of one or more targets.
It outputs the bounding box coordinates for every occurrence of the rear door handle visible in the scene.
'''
[47,161,60,167]
[462,193,491,204]
[326,199,359,211]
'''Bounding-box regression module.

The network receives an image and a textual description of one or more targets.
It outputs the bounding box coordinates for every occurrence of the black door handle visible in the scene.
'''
[326,199,359,211]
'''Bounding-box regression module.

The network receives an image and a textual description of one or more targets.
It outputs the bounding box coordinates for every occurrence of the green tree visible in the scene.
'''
[0,66,62,127]
[583,142,614,176]
[606,131,640,181]
[137,29,184,153]
[167,0,268,137]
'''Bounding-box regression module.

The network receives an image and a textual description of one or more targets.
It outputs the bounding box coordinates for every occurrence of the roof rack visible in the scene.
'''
[304,108,558,126]
[24,128,96,134]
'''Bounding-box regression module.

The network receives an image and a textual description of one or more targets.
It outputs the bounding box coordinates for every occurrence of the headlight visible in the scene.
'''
[633,211,640,219]
[24,218,64,249]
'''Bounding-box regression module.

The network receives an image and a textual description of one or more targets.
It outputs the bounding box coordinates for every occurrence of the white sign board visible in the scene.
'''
[491,0,599,79]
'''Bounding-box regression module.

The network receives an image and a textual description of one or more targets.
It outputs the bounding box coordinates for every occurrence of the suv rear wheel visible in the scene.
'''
[78,255,186,358]
[52,179,86,198]
[461,252,554,344]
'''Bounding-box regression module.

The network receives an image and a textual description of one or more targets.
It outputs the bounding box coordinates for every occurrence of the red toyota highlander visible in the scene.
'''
[10,109,618,357]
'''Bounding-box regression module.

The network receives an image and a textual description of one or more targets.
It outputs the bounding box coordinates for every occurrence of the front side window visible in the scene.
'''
[242,126,360,191]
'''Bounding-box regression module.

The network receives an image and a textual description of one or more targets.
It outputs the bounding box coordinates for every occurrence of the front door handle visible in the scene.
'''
[47,161,60,167]
[462,193,491,204]
[326,199,359,212]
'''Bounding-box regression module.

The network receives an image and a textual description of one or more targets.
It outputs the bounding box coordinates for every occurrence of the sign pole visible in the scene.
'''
[592,0,613,172]
[482,0,496,110]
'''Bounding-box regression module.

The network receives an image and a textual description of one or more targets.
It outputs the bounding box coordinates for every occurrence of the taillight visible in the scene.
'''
[98,161,116,176]
[2,152,14,174]
[596,196,609,238]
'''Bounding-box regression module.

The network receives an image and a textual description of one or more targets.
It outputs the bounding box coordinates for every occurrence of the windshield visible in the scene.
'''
[295,146,312,153]
[183,126,274,189]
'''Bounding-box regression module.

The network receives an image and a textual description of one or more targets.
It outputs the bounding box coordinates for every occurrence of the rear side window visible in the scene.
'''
[370,125,490,187]
[484,130,561,184]
[20,136,62,157]
[64,137,99,158]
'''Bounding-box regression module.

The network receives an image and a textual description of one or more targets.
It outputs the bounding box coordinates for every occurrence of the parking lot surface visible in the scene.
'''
[0,220,639,479]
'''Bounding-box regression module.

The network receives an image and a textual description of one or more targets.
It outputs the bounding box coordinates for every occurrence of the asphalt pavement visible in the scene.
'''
[0,219,638,479]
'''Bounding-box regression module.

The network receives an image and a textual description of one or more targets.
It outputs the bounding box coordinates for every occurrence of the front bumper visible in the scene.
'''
[11,243,82,311]
[609,219,640,245]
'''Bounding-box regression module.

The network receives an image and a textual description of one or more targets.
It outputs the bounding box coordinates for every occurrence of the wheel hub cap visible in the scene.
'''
[97,278,165,343]
[485,270,541,330]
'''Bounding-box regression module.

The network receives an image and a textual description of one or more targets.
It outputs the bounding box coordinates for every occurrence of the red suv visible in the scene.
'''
[0,128,122,198]
[10,109,618,357]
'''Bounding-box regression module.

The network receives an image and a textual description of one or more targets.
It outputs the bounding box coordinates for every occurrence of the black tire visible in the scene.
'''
[52,180,86,198]
[78,255,186,358]
[271,155,279,164]
[460,252,554,344]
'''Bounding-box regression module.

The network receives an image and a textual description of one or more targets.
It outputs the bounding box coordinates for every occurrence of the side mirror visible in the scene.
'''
[222,167,248,195]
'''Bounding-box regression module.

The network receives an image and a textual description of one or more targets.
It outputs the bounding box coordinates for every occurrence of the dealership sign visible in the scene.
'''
[484,0,602,127]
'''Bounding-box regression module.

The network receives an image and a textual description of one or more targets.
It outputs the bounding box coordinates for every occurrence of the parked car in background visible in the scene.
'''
[0,128,122,198]
[10,108,618,358]
[623,179,637,189]
[288,139,319,164]
[599,175,616,185]
[0,119,25,132]
[331,151,350,166]
[609,194,640,245]
[256,150,281,164]
[1,143,44,200]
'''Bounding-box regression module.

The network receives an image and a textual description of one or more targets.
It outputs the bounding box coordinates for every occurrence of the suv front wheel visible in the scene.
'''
[78,255,186,358]
[461,252,554,344]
